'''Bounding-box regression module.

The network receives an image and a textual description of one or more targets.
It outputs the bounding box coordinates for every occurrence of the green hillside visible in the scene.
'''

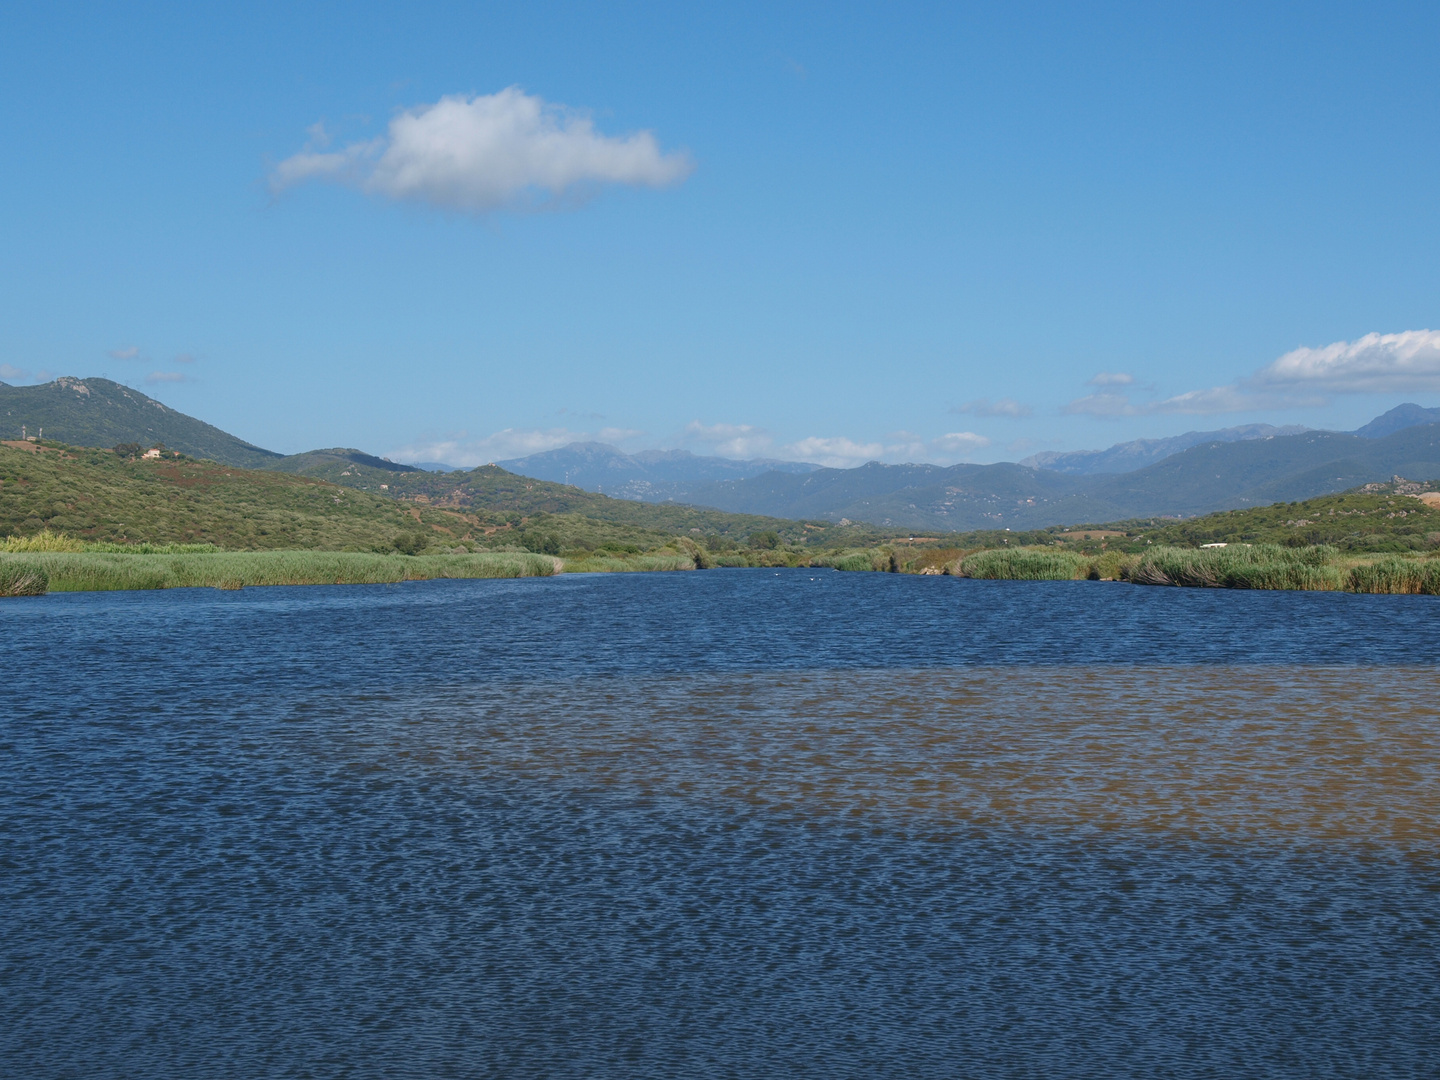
[0,440,465,551]
[270,447,424,476]
[1129,479,1440,552]
[273,451,887,546]
[0,440,886,556]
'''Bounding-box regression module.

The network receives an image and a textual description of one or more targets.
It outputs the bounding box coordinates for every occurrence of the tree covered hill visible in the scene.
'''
[268,449,886,544]
[1127,478,1440,552]
[0,378,283,469]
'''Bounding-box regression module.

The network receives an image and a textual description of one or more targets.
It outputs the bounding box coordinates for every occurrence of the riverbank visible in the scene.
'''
[957,543,1440,594]
[7,538,1440,597]
[0,549,560,594]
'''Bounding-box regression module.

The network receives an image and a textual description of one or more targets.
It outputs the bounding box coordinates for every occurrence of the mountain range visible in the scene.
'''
[1018,422,1309,475]
[496,441,818,501]
[7,376,1440,532]
[688,424,1440,531]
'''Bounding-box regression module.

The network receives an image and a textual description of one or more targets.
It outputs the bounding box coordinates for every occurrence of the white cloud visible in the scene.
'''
[781,430,990,468]
[390,426,645,466]
[930,431,991,453]
[145,371,188,384]
[782,436,888,468]
[952,397,1032,418]
[272,87,694,213]
[0,363,27,380]
[681,421,776,459]
[1067,330,1440,420]
[1061,332,1439,417]
[1255,330,1440,393]
[174,353,198,364]
[1087,371,1134,386]
[109,346,140,360]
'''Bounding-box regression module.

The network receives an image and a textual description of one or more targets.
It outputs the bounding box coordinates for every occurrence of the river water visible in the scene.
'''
[3,569,1438,1077]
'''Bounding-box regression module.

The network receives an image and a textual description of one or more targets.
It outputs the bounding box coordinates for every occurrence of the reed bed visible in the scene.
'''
[953,541,1440,595]
[814,551,890,573]
[1346,556,1440,595]
[961,548,1089,581]
[0,550,557,593]
[1128,545,1343,591]
[2,529,220,555]
[562,553,697,574]
[709,555,754,568]
[0,560,49,596]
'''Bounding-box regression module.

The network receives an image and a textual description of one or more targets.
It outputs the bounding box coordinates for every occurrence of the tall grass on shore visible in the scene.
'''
[961,548,1089,581]
[0,560,48,596]
[813,550,892,573]
[1,529,217,555]
[0,550,558,593]
[1128,544,1344,591]
[561,553,697,574]
[1347,556,1440,595]
[955,541,1440,595]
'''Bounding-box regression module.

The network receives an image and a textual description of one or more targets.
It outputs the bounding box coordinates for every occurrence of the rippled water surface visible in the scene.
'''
[4,570,1439,1077]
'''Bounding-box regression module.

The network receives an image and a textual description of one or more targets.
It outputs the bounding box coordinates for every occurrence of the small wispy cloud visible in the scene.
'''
[174,353,199,364]
[145,371,189,385]
[1063,385,1319,417]
[951,397,1033,419]
[0,363,27,381]
[930,431,991,454]
[108,346,141,361]
[271,87,694,214]
[1062,392,1140,417]
[1087,372,1134,387]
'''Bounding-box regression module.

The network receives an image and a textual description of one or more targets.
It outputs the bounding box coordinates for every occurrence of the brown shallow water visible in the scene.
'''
[368,666,1440,848]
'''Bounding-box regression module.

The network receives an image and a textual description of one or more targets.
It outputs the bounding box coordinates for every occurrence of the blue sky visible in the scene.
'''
[3,2,1439,467]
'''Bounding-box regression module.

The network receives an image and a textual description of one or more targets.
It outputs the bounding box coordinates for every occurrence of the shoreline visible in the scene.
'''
[6,543,1440,596]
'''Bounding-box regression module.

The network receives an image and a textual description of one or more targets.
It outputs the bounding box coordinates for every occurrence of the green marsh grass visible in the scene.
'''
[1128,545,1344,590]
[961,548,1088,581]
[0,559,48,596]
[0,550,558,592]
[814,550,891,572]
[1346,556,1440,595]
[562,553,697,574]
[2,529,219,555]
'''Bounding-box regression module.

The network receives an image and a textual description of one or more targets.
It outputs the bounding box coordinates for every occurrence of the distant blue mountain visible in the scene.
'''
[497,441,820,502]
[690,422,1440,531]
[1020,423,1308,475]
[1351,403,1440,439]
[1023,405,1440,477]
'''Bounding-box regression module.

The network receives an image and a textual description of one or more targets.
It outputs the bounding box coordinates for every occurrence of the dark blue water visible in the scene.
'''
[4,570,1439,1078]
